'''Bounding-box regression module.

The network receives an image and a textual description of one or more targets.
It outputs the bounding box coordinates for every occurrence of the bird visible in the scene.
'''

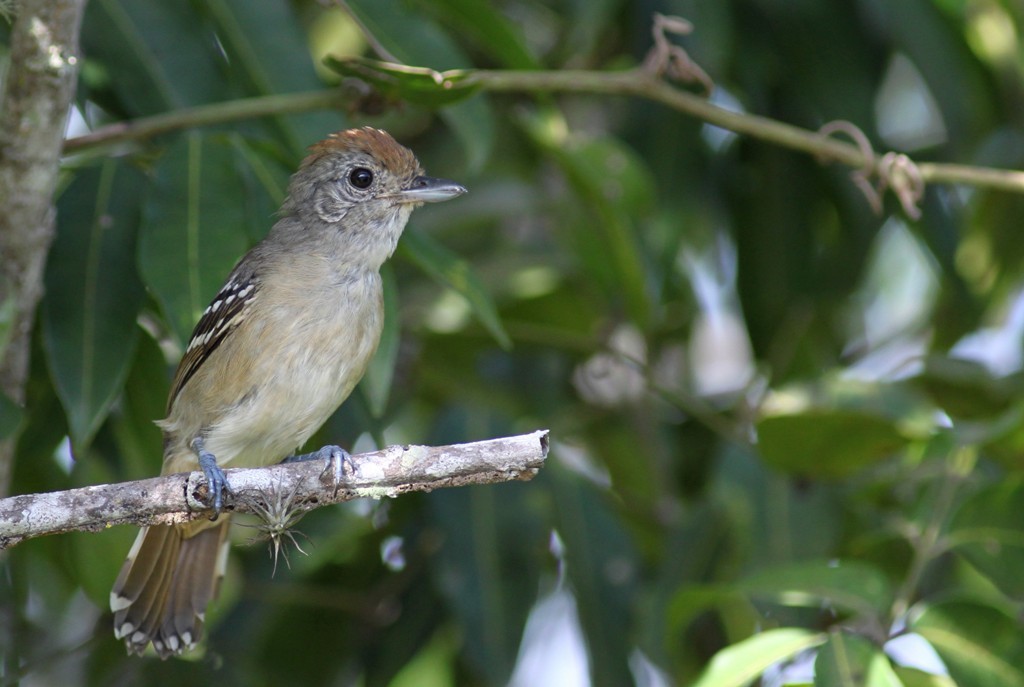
[110,127,466,658]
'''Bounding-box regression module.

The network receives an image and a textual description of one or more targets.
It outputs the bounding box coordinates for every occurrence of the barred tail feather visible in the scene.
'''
[111,520,231,658]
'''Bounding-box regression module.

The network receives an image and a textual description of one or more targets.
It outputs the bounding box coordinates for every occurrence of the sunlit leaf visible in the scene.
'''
[892,667,956,687]
[815,631,902,687]
[912,601,1024,687]
[691,628,827,687]
[948,476,1024,600]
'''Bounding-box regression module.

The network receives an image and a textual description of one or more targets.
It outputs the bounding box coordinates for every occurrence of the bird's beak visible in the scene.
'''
[395,176,467,204]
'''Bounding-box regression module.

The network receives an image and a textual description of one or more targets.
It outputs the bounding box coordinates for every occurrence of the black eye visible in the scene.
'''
[349,167,374,189]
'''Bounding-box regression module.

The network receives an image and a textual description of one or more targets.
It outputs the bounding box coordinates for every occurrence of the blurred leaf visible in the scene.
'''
[552,469,637,687]
[139,132,251,344]
[740,560,893,620]
[414,0,539,69]
[0,391,22,440]
[892,667,956,687]
[429,482,542,684]
[388,629,457,687]
[756,411,907,479]
[667,584,747,645]
[525,122,655,327]
[342,0,495,171]
[325,56,480,107]
[201,0,341,152]
[712,446,844,564]
[0,282,14,361]
[363,264,401,418]
[109,326,169,480]
[691,628,828,687]
[815,631,902,687]
[42,160,145,451]
[81,0,227,114]
[912,600,1024,687]
[401,230,511,349]
[913,356,1021,420]
[949,476,1024,600]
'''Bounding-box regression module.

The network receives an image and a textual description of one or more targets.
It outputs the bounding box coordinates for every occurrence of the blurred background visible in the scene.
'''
[5,0,1024,685]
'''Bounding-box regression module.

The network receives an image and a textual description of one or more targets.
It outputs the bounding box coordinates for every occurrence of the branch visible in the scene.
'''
[0,430,549,548]
[0,0,86,498]
[63,70,1024,196]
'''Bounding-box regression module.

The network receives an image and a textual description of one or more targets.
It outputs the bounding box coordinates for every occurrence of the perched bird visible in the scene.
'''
[110,127,466,658]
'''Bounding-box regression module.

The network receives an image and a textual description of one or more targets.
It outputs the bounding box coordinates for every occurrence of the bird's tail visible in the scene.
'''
[110,519,231,658]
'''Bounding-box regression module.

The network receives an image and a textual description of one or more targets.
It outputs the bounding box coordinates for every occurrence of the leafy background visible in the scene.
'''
[4,0,1024,685]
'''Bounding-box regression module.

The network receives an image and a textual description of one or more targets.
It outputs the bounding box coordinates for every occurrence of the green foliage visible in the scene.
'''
[6,0,1024,685]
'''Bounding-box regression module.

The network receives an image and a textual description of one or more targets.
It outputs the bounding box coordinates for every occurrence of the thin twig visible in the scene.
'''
[62,69,1024,196]
[0,430,549,548]
[63,89,345,153]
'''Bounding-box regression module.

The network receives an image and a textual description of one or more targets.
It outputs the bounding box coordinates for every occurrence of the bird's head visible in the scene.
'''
[278,127,466,267]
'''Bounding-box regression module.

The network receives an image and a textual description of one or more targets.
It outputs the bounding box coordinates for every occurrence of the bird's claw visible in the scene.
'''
[284,445,354,494]
[192,437,232,517]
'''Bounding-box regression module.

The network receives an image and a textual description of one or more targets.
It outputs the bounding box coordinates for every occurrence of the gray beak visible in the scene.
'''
[397,175,467,204]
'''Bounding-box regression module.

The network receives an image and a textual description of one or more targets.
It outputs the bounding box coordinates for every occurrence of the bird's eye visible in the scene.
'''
[348,167,374,189]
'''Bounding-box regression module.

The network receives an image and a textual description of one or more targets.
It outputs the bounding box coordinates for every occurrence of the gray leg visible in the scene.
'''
[282,445,354,487]
[190,436,230,514]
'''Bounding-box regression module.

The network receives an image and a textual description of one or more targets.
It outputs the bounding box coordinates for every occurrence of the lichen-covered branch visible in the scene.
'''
[0,430,549,548]
[0,0,86,498]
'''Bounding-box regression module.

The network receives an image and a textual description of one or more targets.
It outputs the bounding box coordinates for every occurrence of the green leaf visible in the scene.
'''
[415,0,539,69]
[401,230,511,349]
[691,628,828,687]
[0,280,15,361]
[341,0,495,171]
[756,410,907,479]
[667,585,750,644]
[740,560,894,620]
[42,160,145,450]
[109,326,169,480]
[0,391,23,441]
[912,600,1024,687]
[913,355,1020,420]
[815,631,902,687]
[428,481,542,684]
[324,56,480,107]
[523,120,655,328]
[201,0,342,152]
[892,667,955,687]
[81,0,227,114]
[139,132,251,344]
[362,263,401,418]
[949,476,1024,600]
[551,469,637,687]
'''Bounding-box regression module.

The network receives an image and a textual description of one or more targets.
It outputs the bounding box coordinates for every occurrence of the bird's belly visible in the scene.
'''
[209,310,381,467]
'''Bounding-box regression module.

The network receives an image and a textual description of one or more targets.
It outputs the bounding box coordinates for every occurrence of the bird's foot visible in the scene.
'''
[283,445,354,494]
[191,437,231,516]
